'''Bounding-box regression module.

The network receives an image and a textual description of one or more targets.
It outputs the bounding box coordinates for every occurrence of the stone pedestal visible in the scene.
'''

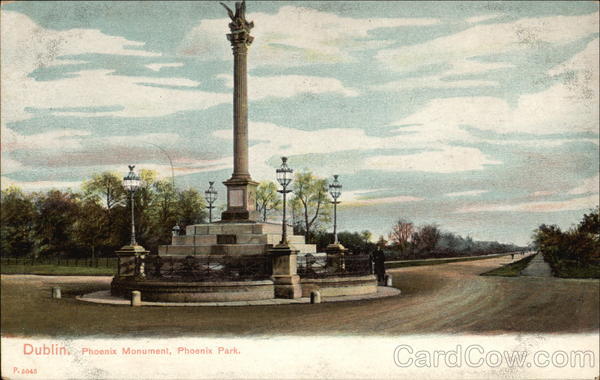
[270,245,302,299]
[325,243,348,273]
[221,178,260,222]
[115,245,149,278]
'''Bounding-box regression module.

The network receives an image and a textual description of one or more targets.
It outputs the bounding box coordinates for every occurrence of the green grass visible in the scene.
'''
[385,252,517,269]
[481,254,535,277]
[1,263,115,276]
[551,260,600,279]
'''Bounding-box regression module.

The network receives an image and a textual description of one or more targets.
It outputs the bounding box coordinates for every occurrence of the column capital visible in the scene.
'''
[227,30,254,48]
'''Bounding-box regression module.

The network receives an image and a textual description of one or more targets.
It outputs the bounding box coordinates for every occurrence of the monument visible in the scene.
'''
[110,1,377,303]
[220,0,259,222]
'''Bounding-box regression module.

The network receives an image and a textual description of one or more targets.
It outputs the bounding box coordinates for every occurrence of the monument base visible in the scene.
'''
[221,177,259,223]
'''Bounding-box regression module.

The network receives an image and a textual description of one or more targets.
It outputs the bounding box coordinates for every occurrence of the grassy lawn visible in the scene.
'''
[1,263,115,276]
[385,252,516,269]
[551,260,600,279]
[481,254,535,277]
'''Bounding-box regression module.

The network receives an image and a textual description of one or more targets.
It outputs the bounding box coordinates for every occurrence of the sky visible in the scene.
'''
[1,1,598,245]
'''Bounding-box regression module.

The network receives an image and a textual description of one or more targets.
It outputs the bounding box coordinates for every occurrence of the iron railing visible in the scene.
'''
[139,255,272,282]
[297,254,373,278]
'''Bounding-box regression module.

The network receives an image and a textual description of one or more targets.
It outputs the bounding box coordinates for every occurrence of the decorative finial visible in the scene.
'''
[128,165,135,171]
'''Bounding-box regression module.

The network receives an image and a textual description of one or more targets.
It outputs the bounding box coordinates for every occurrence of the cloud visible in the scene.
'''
[217,73,359,99]
[338,188,423,207]
[0,11,230,124]
[445,190,489,197]
[364,147,501,173]
[179,5,439,67]
[371,76,499,91]
[455,194,598,213]
[5,68,230,120]
[532,190,556,197]
[376,12,599,73]
[1,126,90,153]
[145,62,185,71]
[1,177,82,191]
[567,175,599,195]
[344,195,424,207]
[466,14,504,24]
[384,40,598,139]
[390,79,599,137]
[213,121,503,178]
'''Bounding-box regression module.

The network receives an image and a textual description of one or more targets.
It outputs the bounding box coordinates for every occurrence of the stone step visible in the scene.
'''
[159,244,268,256]
[159,242,316,255]
[186,222,286,236]
[171,233,306,246]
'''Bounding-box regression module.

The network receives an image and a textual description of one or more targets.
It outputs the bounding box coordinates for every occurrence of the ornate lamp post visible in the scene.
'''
[276,157,293,246]
[123,165,142,246]
[329,175,342,245]
[205,181,218,223]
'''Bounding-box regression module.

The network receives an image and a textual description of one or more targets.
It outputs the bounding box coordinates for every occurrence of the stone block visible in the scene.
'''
[253,223,283,234]
[193,235,217,245]
[310,290,321,304]
[236,234,268,244]
[211,244,267,255]
[52,287,61,299]
[194,225,209,235]
[272,274,302,299]
[131,290,142,306]
[221,224,254,234]
[385,274,393,287]
[172,236,194,245]
[208,225,224,234]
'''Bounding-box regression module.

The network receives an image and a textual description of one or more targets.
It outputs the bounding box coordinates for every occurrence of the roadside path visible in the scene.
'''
[520,253,553,277]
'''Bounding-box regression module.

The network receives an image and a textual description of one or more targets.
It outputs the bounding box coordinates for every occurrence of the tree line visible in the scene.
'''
[1,170,206,259]
[381,219,526,260]
[532,207,599,277]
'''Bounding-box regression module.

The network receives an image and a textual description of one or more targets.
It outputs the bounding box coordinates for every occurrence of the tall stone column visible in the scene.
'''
[221,1,259,222]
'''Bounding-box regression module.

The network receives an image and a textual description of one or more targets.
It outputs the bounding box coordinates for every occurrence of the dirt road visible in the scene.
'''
[1,255,598,336]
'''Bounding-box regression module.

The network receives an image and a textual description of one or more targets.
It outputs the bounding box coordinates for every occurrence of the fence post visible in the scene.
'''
[270,246,302,299]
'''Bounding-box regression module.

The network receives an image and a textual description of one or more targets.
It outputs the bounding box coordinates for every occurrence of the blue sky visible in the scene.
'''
[1,1,598,245]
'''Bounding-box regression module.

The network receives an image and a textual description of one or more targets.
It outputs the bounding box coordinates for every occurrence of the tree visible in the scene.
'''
[177,188,207,227]
[291,171,331,243]
[412,224,441,257]
[147,179,178,249]
[34,190,80,257]
[388,219,414,249]
[82,171,127,247]
[579,206,599,235]
[82,171,125,212]
[73,199,108,260]
[0,186,36,257]
[255,181,281,222]
[337,230,375,253]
